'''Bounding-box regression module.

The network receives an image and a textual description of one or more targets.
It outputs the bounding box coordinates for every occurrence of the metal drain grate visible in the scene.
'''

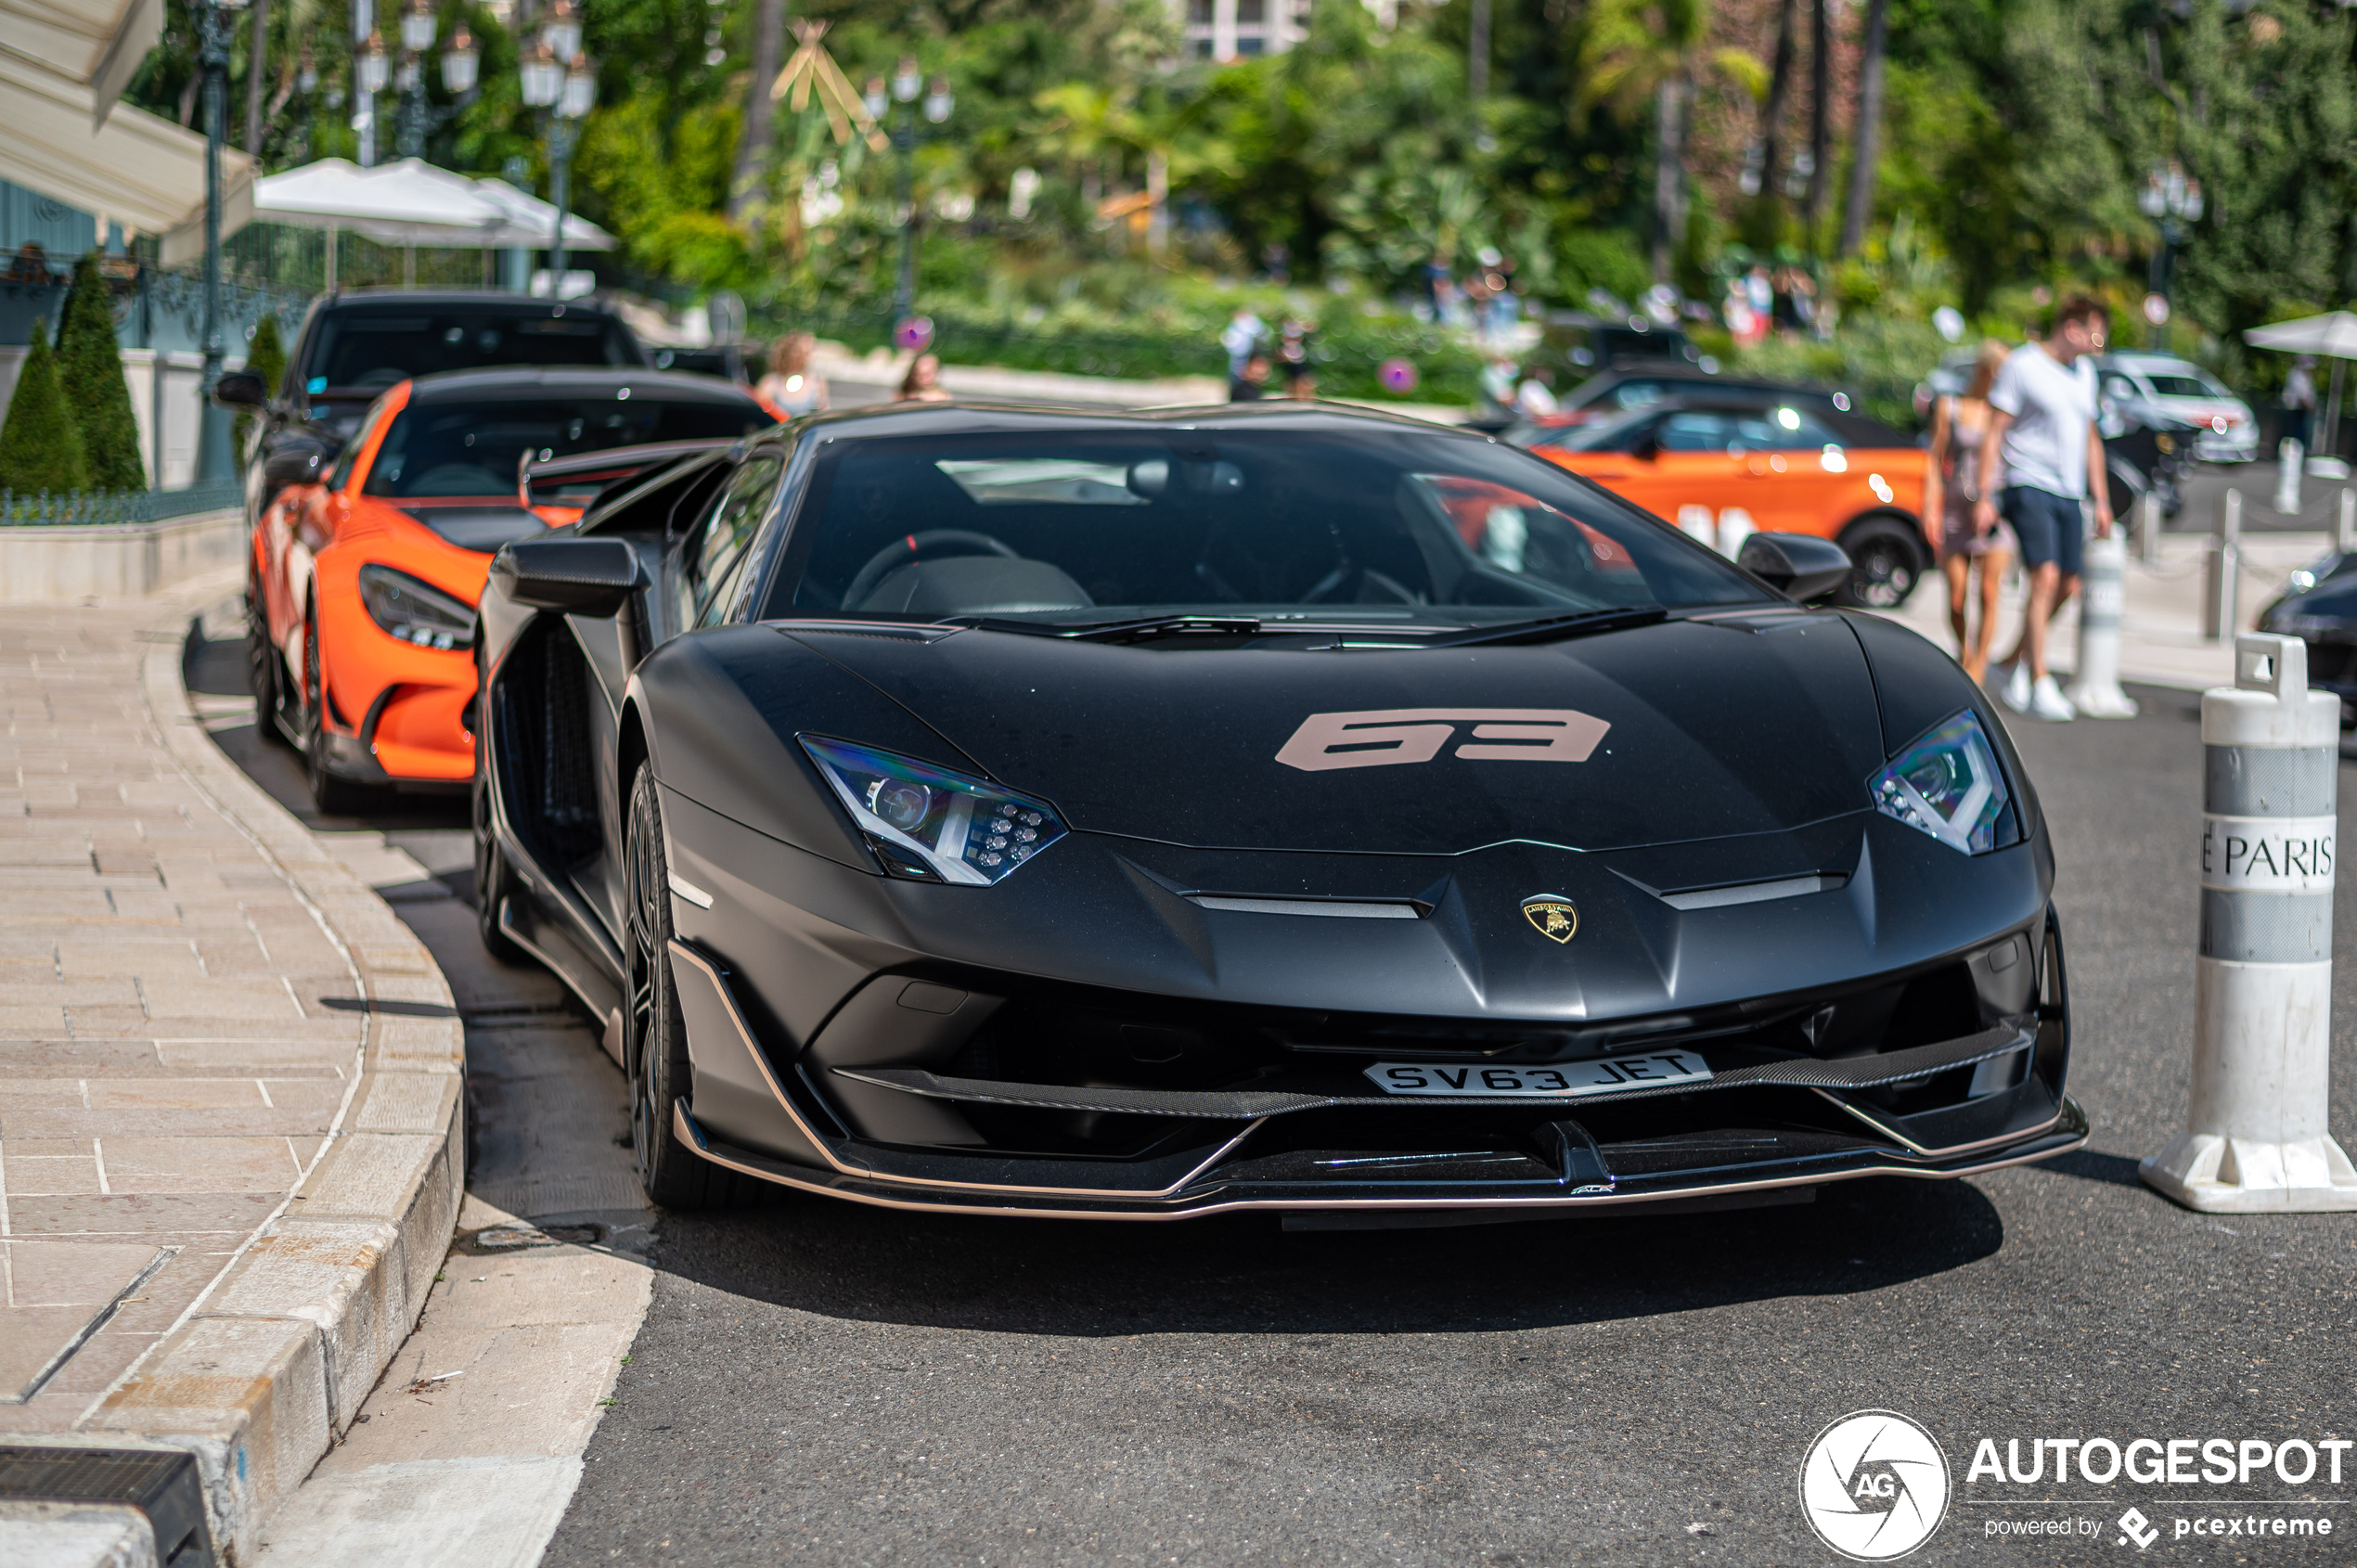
[0,1446,214,1567]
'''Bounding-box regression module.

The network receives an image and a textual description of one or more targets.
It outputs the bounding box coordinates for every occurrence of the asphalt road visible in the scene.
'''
[537,683,2354,1568]
[193,618,2357,1566]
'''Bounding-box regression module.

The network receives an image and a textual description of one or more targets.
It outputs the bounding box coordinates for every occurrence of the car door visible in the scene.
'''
[1730,404,1855,536]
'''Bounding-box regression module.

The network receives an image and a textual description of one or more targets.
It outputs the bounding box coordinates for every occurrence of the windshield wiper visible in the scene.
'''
[1416,606,1669,649]
[948,613,1267,644]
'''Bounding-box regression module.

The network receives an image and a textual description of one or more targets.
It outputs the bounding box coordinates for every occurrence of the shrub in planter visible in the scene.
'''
[56,254,144,490]
[0,321,91,495]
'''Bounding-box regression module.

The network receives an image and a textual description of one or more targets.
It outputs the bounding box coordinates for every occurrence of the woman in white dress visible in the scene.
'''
[755,332,829,419]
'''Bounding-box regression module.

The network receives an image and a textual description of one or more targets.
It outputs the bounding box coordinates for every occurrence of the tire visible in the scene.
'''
[624,763,735,1208]
[246,573,289,747]
[1833,517,1928,609]
[301,606,374,818]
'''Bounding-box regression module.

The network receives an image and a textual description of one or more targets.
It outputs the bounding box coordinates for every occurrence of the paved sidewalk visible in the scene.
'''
[0,570,465,1562]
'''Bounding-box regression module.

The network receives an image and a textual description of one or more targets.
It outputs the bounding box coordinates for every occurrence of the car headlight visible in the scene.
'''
[357,564,477,650]
[1869,710,2016,855]
[800,736,1067,884]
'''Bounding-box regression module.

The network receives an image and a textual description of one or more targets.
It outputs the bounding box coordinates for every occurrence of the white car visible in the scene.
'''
[2094,353,2257,463]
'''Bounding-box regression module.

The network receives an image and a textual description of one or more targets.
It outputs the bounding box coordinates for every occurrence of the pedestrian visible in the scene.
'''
[1980,296,2115,722]
[1230,353,1271,402]
[1478,354,1520,420]
[896,353,951,403]
[755,331,829,418]
[1276,318,1315,400]
[2283,354,2318,456]
[1515,365,1558,418]
[1221,305,1265,386]
[1926,340,2016,681]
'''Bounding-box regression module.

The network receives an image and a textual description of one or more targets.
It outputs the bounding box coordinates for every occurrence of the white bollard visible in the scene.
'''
[2143,635,2357,1212]
[2274,439,2305,515]
[2138,489,2160,565]
[2339,488,2355,556]
[2067,529,2138,717]
[1676,505,1717,550]
[1716,507,1756,559]
[2202,489,2241,641]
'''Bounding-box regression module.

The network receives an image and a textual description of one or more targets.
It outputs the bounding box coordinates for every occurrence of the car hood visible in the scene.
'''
[779,611,1888,855]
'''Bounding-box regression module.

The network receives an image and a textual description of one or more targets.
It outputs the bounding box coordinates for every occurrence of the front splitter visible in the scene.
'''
[673,1096,2090,1222]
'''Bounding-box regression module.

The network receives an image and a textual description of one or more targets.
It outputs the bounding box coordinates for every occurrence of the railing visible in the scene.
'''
[0,481,245,526]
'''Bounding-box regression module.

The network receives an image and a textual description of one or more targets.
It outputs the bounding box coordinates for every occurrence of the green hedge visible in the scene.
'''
[769,307,1483,406]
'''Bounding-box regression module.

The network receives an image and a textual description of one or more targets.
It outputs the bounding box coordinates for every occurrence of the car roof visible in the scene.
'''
[320,288,624,316]
[400,366,763,405]
[748,399,1482,447]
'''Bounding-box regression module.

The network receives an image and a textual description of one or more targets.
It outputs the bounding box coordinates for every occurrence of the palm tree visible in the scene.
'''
[1579,0,1763,280]
[1837,0,1891,257]
[732,0,787,224]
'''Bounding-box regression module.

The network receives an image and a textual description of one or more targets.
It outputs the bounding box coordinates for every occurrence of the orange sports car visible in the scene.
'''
[248,366,774,812]
[1515,392,1931,608]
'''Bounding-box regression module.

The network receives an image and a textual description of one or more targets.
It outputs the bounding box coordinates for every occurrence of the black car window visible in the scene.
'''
[1657,412,1734,452]
[303,309,641,393]
[329,398,393,490]
[677,454,785,629]
[362,394,767,499]
[1734,406,1847,451]
[768,428,1768,624]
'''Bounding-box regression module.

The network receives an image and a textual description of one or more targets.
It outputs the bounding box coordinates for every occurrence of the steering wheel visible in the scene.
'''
[843,529,1018,610]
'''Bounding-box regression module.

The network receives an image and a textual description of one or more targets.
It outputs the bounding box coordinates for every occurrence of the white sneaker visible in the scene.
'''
[2000,660,2032,713]
[2029,675,2076,722]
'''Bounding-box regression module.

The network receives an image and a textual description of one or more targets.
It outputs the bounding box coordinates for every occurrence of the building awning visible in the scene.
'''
[0,0,164,125]
[0,49,252,259]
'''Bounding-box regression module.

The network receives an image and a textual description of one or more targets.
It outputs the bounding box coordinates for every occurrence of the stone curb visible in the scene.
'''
[45,586,468,1564]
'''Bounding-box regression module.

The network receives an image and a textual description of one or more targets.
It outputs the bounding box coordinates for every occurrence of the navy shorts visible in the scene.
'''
[2003,486,2085,576]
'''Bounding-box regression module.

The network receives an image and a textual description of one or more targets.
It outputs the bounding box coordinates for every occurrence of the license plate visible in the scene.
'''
[1362,1051,1714,1099]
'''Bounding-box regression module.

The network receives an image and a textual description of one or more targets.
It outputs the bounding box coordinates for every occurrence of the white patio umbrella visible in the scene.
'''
[470,177,616,253]
[250,157,509,287]
[2244,312,2357,465]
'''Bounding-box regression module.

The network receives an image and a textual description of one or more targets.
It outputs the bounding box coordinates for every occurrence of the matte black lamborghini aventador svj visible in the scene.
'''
[472,402,2085,1219]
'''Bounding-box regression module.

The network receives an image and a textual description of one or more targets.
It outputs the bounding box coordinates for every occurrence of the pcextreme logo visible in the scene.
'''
[1275,709,1611,772]
[1800,1409,1953,1561]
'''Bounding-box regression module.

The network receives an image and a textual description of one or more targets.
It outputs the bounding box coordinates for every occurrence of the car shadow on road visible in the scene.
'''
[643,1169,2005,1338]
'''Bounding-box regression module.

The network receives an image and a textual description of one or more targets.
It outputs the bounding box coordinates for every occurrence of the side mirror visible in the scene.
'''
[1738,532,1851,603]
[490,536,646,616]
[262,443,331,491]
[213,371,268,409]
[1629,429,1662,461]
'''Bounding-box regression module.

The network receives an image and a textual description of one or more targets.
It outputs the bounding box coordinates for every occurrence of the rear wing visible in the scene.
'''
[517,438,738,514]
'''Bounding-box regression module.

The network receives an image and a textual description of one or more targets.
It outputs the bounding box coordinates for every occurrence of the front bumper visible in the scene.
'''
[663,920,2085,1220]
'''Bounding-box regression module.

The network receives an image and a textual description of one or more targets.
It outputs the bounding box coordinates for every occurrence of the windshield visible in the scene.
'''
[306,309,642,393]
[2143,370,2233,400]
[365,395,769,499]
[772,429,1771,626]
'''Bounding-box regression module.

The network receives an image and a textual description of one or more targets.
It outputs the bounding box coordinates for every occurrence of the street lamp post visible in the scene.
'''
[865,58,951,321]
[521,11,597,289]
[394,0,478,161]
[195,0,249,484]
[355,28,390,166]
[2139,162,2203,353]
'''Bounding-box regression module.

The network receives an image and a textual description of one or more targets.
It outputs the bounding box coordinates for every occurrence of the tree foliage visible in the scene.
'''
[0,323,91,495]
[56,257,146,491]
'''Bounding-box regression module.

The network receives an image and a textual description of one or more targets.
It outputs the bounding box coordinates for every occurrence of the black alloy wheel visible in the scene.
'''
[624,763,733,1208]
[301,606,370,817]
[246,574,289,747]
[1834,518,1926,610]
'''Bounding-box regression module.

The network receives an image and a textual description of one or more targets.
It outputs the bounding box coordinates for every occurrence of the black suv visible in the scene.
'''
[213,289,647,525]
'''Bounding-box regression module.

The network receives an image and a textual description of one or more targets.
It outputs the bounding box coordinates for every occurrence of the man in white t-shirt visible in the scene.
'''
[1973,297,2114,721]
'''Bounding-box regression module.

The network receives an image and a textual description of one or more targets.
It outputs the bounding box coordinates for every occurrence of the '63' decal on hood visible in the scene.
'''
[1276,709,1611,772]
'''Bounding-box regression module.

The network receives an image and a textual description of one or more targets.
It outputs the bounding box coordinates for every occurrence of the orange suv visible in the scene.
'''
[249,367,774,812]
[1516,392,1930,607]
